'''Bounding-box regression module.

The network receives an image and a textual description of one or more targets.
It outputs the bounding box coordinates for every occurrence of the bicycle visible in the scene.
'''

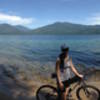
[36,71,100,100]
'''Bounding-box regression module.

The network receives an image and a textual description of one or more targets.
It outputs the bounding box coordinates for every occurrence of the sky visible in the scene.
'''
[0,0,100,29]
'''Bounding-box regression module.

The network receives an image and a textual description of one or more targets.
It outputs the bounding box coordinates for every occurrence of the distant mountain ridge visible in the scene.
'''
[0,22,100,35]
[15,25,31,32]
[0,24,30,35]
[30,22,100,35]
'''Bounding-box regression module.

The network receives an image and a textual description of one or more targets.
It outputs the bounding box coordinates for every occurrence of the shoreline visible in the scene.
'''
[0,63,100,100]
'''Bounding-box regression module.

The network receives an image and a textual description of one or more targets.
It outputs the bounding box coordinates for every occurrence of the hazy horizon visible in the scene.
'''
[1,21,100,30]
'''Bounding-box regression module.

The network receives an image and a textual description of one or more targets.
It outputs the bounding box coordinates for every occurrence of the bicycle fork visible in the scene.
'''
[80,81,90,97]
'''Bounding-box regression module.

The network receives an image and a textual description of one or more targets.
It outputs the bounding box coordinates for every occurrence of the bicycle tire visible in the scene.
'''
[76,85,100,100]
[36,85,58,100]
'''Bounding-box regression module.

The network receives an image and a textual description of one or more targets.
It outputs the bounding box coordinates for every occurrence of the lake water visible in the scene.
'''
[0,35,100,70]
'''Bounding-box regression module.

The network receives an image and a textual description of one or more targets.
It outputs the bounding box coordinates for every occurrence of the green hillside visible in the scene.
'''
[0,24,30,35]
[30,22,100,35]
[0,22,100,35]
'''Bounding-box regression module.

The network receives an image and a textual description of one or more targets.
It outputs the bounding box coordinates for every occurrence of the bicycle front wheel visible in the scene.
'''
[36,85,58,100]
[76,85,100,100]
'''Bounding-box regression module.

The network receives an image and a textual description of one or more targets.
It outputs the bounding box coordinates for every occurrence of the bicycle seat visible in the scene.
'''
[51,73,57,79]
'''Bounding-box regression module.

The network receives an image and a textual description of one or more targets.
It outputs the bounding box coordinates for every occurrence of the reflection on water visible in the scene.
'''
[0,35,100,69]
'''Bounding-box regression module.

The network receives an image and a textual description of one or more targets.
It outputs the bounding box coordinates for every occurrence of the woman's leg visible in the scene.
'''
[61,87,69,100]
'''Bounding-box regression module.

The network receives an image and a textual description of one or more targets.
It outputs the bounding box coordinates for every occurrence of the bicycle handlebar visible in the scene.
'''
[51,67,97,81]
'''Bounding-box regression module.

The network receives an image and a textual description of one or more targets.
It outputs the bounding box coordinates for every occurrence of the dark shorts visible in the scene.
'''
[61,76,81,92]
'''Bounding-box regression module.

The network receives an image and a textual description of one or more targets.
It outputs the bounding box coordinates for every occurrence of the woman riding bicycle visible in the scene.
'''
[56,45,83,100]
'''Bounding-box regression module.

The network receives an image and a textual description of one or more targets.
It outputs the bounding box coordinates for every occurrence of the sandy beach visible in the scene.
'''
[0,64,100,100]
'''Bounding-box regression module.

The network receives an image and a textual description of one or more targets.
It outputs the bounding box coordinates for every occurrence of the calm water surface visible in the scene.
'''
[0,35,100,69]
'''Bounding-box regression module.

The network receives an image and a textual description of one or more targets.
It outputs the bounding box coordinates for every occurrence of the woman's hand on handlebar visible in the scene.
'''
[79,74,84,79]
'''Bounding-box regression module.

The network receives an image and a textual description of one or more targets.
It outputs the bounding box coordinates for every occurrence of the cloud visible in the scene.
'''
[0,12,35,26]
[86,13,100,25]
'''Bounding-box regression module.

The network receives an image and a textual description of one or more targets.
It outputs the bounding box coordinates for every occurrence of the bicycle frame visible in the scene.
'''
[68,79,87,93]
[54,74,88,97]
[36,73,100,100]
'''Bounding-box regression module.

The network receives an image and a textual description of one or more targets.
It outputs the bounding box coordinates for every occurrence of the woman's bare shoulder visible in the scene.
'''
[56,57,60,64]
[56,57,60,61]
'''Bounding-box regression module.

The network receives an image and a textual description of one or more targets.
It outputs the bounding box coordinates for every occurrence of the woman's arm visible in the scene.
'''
[56,60,62,84]
[56,59,64,89]
[70,59,83,78]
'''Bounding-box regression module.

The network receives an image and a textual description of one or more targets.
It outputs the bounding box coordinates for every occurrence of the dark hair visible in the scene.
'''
[59,49,69,69]
[61,47,69,53]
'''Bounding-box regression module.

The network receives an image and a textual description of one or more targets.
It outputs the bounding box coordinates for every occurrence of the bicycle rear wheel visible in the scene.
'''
[36,85,58,100]
[76,85,100,100]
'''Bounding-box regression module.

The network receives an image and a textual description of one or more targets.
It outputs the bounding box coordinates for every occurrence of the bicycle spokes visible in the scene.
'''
[36,85,58,100]
[85,88,98,100]
[77,85,100,100]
